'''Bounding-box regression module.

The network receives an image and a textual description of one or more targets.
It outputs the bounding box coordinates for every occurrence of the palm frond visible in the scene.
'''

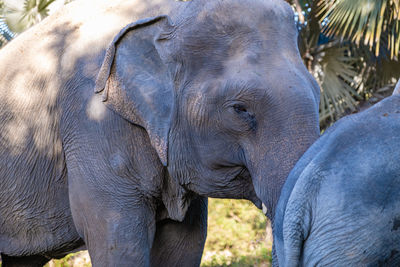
[318,0,400,59]
[19,0,56,28]
[313,43,361,125]
[355,46,400,97]
[2,0,56,32]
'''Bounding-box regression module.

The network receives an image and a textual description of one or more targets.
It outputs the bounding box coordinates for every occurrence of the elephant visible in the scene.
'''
[0,0,320,266]
[273,81,400,266]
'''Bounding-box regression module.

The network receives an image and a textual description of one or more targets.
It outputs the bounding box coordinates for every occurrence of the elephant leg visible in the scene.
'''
[1,254,49,267]
[73,198,157,266]
[69,177,157,266]
[89,211,155,266]
[150,196,208,267]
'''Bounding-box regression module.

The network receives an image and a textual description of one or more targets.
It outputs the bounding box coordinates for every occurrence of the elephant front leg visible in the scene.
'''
[69,183,156,266]
[150,196,208,267]
[91,210,155,266]
[81,202,155,266]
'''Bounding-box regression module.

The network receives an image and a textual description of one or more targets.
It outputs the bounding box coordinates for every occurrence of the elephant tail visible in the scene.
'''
[280,166,324,267]
[281,201,310,266]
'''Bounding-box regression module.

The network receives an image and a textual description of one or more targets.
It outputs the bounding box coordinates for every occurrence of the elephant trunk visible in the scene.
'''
[248,105,319,220]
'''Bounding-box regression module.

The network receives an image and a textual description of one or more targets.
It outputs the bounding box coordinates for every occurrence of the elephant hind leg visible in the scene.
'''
[1,253,50,267]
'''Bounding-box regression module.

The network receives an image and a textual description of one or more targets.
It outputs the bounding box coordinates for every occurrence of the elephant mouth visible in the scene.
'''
[236,167,263,210]
[182,165,263,210]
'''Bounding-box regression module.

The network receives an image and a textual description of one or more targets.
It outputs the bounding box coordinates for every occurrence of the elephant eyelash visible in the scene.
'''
[230,104,257,132]
[233,104,248,113]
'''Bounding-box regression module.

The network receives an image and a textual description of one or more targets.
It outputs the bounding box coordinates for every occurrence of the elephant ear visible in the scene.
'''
[94,15,174,166]
[393,80,400,95]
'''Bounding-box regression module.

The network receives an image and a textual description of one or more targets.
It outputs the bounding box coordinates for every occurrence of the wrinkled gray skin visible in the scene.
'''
[0,0,319,266]
[274,82,400,266]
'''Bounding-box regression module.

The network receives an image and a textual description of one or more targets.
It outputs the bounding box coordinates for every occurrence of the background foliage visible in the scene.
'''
[288,0,400,127]
[201,199,271,267]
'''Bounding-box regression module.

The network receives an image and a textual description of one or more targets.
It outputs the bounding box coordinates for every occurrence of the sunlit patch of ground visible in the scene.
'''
[201,198,272,267]
[47,251,91,267]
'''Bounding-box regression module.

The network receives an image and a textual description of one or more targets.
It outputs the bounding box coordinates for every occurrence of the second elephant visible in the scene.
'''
[274,82,400,266]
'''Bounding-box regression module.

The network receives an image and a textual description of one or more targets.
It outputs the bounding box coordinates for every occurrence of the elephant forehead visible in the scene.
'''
[168,4,297,85]
[191,0,293,29]
[190,75,264,96]
[223,48,265,76]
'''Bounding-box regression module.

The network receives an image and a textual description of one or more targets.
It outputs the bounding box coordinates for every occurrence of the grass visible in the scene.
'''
[46,252,91,267]
[45,199,272,267]
[201,198,272,267]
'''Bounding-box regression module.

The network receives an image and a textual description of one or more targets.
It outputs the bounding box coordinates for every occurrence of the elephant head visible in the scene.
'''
[95,0,320,221]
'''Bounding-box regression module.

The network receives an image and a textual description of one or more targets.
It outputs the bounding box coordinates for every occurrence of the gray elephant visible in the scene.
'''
[0,0,320,266]
[274,81,400,266]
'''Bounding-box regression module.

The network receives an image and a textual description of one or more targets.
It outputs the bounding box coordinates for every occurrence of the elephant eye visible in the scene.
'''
[230,103,257,131]
[233,104,248,113]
